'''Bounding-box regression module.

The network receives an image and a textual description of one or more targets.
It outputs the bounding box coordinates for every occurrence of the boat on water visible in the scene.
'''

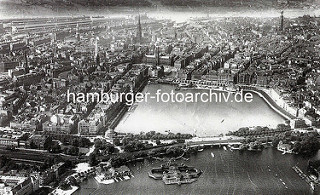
[228,89,237,93]
[229,144,240,150]
[178,82,193,89]
[211,152,215,158]
[223,146,227,151]
[197,144,204,152]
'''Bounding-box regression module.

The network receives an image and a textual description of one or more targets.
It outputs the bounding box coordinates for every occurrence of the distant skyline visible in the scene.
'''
[0,0,320,20]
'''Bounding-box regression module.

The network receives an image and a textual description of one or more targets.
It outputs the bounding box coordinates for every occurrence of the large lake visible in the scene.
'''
[115,84,285,136]
[75,147,319,195]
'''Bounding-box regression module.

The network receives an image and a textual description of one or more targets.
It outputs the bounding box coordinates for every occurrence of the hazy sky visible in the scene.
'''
[0,0,320,20]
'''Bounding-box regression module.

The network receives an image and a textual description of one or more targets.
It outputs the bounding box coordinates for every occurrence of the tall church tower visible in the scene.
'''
[136,14,142,44]
[280,11,284,31]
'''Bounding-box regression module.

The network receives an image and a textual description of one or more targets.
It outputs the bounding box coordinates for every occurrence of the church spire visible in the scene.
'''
[137,14,142,44]
[280,11,284,31]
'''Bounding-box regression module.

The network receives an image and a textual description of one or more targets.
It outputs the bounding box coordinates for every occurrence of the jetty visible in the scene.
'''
[292,165,316,191]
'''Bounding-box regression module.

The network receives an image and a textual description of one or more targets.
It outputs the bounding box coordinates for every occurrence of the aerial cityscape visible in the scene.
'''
[1,0,320,195]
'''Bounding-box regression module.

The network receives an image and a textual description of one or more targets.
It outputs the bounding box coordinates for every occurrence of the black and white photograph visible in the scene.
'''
[0,0,320,194]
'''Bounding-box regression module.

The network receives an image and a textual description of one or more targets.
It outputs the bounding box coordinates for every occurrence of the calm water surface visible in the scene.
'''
[75,148,319,195]
[115,84,285,136]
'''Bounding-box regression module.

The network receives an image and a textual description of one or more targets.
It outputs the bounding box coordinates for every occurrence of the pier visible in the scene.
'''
[292,165,316,191]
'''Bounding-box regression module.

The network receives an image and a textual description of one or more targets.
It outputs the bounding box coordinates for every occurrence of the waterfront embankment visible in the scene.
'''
[170,80,295,123]
[239,86,295,121]
[160,79,295,122]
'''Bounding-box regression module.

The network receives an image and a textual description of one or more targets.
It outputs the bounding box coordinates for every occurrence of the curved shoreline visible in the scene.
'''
[116,82,293,136]
[178,82,295,122]
[241,88,295,121]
